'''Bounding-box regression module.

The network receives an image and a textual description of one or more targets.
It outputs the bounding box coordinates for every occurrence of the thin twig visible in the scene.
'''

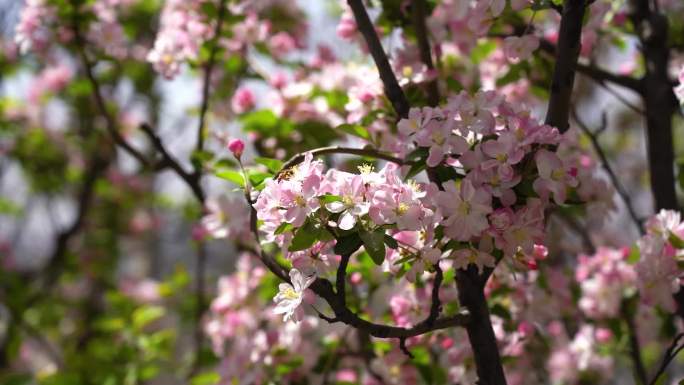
[277,146,407,178]
[71,15,149,167]
[140,123,205,202]
[649,333,684,385]
[571,107,644,234]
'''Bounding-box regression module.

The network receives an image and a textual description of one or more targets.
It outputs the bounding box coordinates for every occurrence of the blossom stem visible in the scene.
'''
[277,146,407,178]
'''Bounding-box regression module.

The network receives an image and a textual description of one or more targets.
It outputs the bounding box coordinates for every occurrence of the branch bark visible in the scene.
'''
[456,267,507,385]
[630,0,680,213]
[347,0,410,118]
[410,0,439,106]
[544,0,589,133]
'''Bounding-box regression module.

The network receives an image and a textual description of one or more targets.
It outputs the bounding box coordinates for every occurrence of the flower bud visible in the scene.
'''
[228,138,245,159]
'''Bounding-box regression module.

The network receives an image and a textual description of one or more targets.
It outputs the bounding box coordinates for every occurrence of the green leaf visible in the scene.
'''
[319,194,342,203]
[214,169,245,187]
[288,221,318,251]
[254,157,283,173]
[334,234,363,256]
[384,234,399,249]
[248,170,271,186]
[360,230,386,265]
[190,372,221,385]
[336,123,370,140]
[132,306,165,330]
[669,232,684,249]
[470,40,497,64]
[275,222,294,235]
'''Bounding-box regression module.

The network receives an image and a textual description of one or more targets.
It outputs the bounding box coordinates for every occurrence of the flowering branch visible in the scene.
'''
[544,0,589,132]
[347,0,410,118]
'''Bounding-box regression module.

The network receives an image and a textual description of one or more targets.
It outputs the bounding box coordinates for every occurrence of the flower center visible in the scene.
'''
[295,195,307,207]
[282,287,299,300]
[551,168,565,181]
[458,201,471,215]
[396,203,410,216]
[342,195,355,207]
[432,131,445,145]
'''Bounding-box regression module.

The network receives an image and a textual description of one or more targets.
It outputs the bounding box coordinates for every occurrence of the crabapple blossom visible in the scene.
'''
[273,268,316,323]
[322,170,368,230]
[436,180,492,242]
[503,35,540,62]
[533,149,578,204]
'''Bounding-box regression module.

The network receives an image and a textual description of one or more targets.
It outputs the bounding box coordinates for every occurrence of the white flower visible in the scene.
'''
[273,268,316,322]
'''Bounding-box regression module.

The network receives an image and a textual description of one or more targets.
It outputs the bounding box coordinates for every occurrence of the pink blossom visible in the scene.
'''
[436,180,492,241]
[231,87,255,114]
[533,149,578,204]
[503,35,539,62]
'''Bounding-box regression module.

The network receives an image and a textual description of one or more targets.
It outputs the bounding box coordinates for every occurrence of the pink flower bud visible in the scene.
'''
[595,328,613,343]
[228,138,245,159]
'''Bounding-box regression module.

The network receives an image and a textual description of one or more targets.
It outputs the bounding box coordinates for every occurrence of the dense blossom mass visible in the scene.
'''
[4,0,684,384]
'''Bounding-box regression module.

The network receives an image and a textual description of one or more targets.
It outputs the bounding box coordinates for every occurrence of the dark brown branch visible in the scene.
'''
[536,39,644,94]
[71,17,150,167]
[28,150,109,306]
[455,266,508,385]
[241,199,468,343]
[648,333,684,385]
[277,146,407,178]
[140,123,205,202]
[410,0,439,106]
[571,108,644,234]
[629,0,680,213]
[544,0,589,133]
[347,0,410,118]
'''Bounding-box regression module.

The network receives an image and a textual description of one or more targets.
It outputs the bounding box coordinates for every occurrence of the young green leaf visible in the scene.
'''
[360,230,386,265]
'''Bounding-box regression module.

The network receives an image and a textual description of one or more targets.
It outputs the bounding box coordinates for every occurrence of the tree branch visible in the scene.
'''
[534,37,645,94]
[629,0,680,213]
[70,15,150,167]
[347,0,410,118]
[544,0,589,132]
[648,333,684,385]
[276,146,407,178]
[140,123,205,202]
[410,0,439,106]
[455,266,508,385]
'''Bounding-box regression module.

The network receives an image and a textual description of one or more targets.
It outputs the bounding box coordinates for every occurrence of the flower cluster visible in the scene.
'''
[576,247,636,318]
[146,0,213,78]
[635,210,684,311]
[14,0,56,55]
[254,91,613,302]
